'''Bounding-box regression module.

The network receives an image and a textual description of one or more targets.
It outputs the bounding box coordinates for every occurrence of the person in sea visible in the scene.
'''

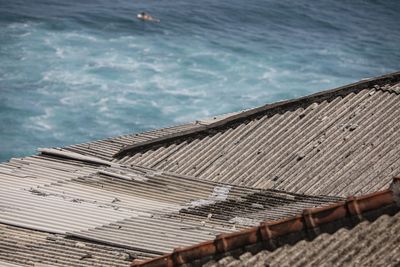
[137,12,160,22]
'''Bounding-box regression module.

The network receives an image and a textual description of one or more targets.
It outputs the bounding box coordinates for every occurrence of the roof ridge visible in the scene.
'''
[115,71,400,158]
[132,177,400,267]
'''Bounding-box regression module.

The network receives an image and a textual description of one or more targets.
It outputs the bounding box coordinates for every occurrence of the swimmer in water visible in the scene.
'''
[137,12,160,22]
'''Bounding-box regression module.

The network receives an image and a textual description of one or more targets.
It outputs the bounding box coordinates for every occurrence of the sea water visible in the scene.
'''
[0,0,399,161]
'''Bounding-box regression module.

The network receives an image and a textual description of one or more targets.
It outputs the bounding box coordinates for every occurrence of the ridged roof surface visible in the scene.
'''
[64,123,200,161]
[0,150,337,264]
[111,77,400,197]
[205,211,400,267]
[2,72,400,266]
[62,110,246,161]
[0,223,142,267]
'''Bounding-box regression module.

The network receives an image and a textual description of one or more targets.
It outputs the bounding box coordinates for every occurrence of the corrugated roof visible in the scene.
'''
[0,223,152,267]
[0,261,25,267]
[108,72,400,197]
[2,72,400,266]
[133,177,400,267]
[61,110,248,162]
[64,122,212,161]
[206,211,400,267]
[0,155,132,234]
[0,150,338,261]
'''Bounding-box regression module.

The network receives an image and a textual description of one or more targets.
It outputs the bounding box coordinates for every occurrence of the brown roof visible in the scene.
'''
[132,177,400,267]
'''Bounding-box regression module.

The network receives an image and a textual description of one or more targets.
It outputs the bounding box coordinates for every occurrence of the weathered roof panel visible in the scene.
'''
[63,123,201,161]
[2,72,400,266]
[206,211,400,267]
[0,151,338,258]
[0,223,152,267]
[115,71,400,158]
[133,178,400,267]
[0,261,25,267]
[115,87,400,197]
[30,72,397,199]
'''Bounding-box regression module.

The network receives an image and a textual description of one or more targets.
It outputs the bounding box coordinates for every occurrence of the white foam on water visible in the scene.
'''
[18,32,31,38]
[114,96,139,106]
[95,97,110,113]
[41,69,100,87]
[27,107,54,131]
[64,32,99,42]
[1,0,398,165]
[55,47,65,58]
[163,87,208,97]
[7,22,30,29]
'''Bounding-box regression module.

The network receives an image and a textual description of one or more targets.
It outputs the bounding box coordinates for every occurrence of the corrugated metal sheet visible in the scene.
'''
[133,178,400,267]
[383,82,400,93]
[0,151,339,257]
[205,211,400,267]
[62,110,250,162]
[0,186,134,234]
[2,73,399,265]
[0,261,25,267]
[72,215,235,255]
[0,155,132,234]
[0,223,154,267]
[62,123,200,161]
[115,86,400,197]
[70,187,338,254]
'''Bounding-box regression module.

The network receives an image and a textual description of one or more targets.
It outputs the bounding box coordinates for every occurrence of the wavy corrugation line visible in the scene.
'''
[113,77,400,197]
[0,149,338,258]
[207,211,400,267]
[132,178,400,267]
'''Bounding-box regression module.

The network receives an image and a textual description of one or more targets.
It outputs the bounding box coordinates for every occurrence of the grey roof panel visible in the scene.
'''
[115,86,400,197]
[115,71,400,159]
[32,72,398,199]
[2,72,400,266]
[0,261,25,267]
[0,223,153,267]
[206,211,400,267]
[0,151,339,258]
[63,123,201,161]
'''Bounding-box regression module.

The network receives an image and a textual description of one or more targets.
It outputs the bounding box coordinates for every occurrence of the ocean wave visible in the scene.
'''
[1,0,399,161]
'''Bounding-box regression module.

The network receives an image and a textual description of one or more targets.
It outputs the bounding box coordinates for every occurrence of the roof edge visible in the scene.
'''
[131,177,400,267]
[115,71,400,158]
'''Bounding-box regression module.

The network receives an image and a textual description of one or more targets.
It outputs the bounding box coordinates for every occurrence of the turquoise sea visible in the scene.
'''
[0,0,399,161]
